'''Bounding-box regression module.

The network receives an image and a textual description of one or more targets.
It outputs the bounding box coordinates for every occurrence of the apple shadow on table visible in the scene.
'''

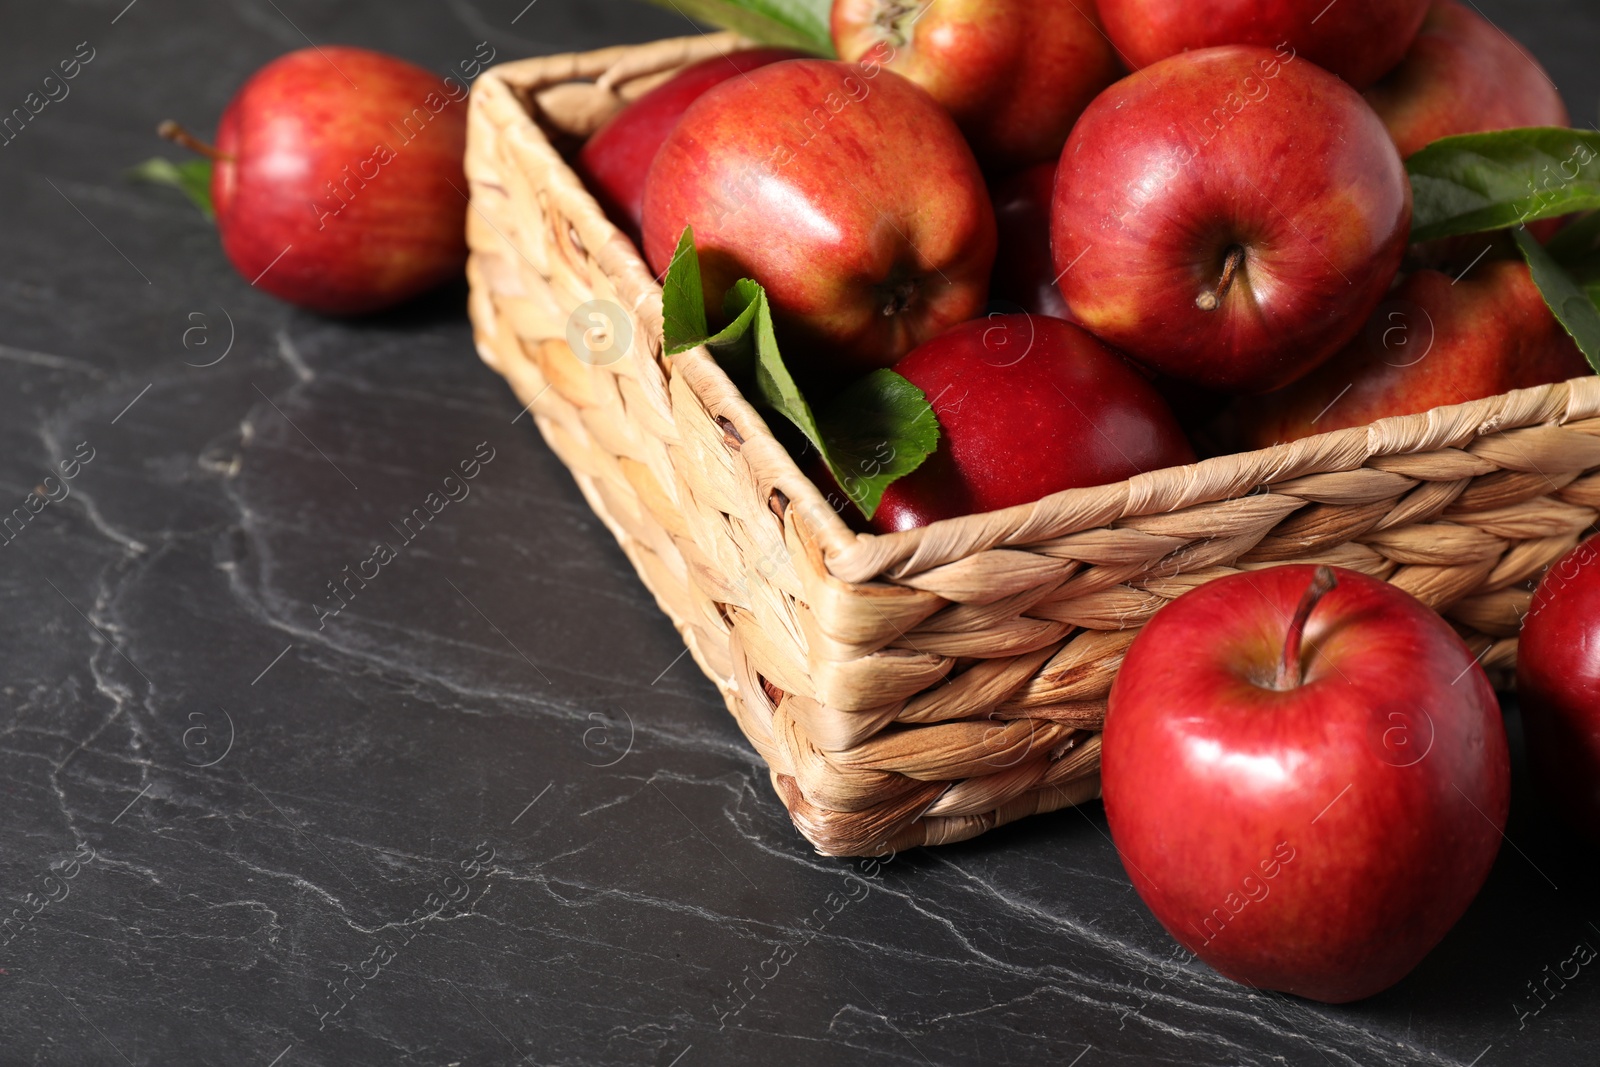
[353,276,472,332]
[1338,696,1600,1034]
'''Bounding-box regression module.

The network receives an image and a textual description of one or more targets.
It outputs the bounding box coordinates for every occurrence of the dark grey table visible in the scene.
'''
[2,2,1597,1064]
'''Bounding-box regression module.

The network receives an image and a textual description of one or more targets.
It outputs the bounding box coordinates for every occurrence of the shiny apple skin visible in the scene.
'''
[990,163,1071,321]
[1519,537,1600,842]
[1051,46,1411,394]
[212,47,468,316]
[867,315,1195,532]
[1098,0,1429,89]
[1363,0,1569,159]
[830,0,1121,170]
[642,60,995,385]
[576,48,804,242]
[1103,565,1509,1003]
[1230,258,1591,448]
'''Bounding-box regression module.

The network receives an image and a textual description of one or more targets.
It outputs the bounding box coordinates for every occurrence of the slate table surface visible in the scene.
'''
[2,1,1598,1064]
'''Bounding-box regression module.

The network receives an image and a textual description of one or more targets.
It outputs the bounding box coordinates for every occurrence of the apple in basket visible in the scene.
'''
[823,315,1196,532]
[830,0,1121,170]
[1102,565,1509,1002]
[1518,536,1600,842]
[1228,256,1591,448]
[576,47,805,241]
[1051,46,1411,395]
[166,47,469,316]
[640,59,996,388]
[1096,0,1430,89]
[1363,0,1570,159]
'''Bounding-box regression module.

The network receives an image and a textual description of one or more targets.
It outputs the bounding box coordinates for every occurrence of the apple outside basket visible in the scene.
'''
[464,32,1600,857]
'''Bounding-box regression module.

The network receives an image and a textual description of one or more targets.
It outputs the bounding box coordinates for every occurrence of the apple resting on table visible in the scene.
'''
[211,47,468,316]
[641,59,995,386]
[1518,536,1600,843]
[1103,565,1509,1003]
[1097,0,1429,89]
[1363,0,1569,159]
[1051,46,1411,394]
[576,47,804,241]
[857,315,1196,533]
[1228,257,1591,449]
[830,0,1121,170]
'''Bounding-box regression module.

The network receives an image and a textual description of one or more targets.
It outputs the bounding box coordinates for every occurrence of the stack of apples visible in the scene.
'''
[569,0,1584,533]
[568,0,1596,1004]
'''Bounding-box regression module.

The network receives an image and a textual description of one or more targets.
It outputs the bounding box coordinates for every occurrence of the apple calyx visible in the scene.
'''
[878,275,922,317]
[1196,245,1247,312]
[157,120,230,162]
[1275,566,1338,690]
[871,0,927,48]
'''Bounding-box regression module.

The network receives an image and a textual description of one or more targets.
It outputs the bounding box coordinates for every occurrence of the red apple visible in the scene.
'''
[1103,565,1509,1003]
[830,0,1121,170]
[1229,257,1591,448]
[207,47,468,316]
[1051,46,1411,394]
[990,163,1071,321]
[576,47,805,242]
[1097,0,1429,89]
[642,59,995,384]
[1363,0,1569,159]
[855,315,1194,531]
[1518,537,1600,842]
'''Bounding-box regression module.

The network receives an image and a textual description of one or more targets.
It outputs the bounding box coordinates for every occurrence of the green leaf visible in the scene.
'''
[1580,274,1600,309]
[1407,128,1600,243]
[816,370,942,516]
[720,278,816,436]
[659,229,938,519]
[127,157,214,220]
[634,0,835,55]
[1515,227,1600,373]
[662,227,708,354]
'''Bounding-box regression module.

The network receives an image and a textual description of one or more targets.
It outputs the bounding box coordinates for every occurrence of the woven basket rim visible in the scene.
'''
[479,35,1600,588]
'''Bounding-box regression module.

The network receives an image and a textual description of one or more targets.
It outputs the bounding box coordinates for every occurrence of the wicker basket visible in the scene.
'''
[464,32,1600,857]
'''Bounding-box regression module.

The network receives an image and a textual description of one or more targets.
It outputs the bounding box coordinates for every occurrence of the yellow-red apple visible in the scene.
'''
[641,59,995,385]
[1228,258,1590,448]
[830,0,1121,169]
[1364,0,1569,159]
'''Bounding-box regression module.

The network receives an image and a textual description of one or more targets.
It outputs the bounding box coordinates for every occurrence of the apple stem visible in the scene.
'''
[157,120,227,162]
[1196,245,1246,311]
[1276,566,1338,690]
